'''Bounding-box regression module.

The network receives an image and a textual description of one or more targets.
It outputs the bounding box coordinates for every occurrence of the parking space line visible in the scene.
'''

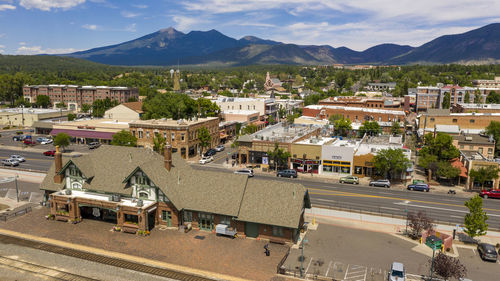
[304,257,313,275]
[472,248,476,255]
[325,260,332,277]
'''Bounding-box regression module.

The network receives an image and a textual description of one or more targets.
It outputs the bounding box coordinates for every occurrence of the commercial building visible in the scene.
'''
[319,96,404,110]
[452,135,495,160]
[49,118,131,144]
[236,123,322,165]
[23,85,139,111]
[303,105,405,124]
[452,103,500,114]
[365,82,396,91]
[129,117,220,158]
[459,151,500,190]
[0,108,72,127]
[41,145,310,243]
[417,109,500,136]
[416,84,499,111]
[214,97,279,120]
[104,102,143,120]
[221,110,259,124]
[290,137,335,174]
[275,99,304,116]
[472,77,500,88]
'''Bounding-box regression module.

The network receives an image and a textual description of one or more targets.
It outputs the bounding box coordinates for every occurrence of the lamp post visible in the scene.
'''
[0,176,20,202]
[15,175,19,202]
[405,208,408,234]
[20,104,25,127]
[429,241,436,281]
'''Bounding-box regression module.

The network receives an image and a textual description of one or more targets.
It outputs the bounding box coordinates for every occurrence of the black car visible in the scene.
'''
[277,169,297,178]
[204,149,216,157]
[477,243,498,262]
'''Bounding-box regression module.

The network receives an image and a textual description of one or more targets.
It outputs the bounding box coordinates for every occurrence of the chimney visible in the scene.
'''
[53,145,63,183]
[164,144,172,171]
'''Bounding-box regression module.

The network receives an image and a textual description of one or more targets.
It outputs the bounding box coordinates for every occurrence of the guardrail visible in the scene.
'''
[0,206,32,222]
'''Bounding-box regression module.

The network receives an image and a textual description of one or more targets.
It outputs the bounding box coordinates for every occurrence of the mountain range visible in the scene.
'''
[63,23,500,66]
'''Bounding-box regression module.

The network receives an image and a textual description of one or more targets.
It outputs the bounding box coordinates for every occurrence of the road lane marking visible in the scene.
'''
[308,188,500,212]
[394,202,500,217]
[325,261,332,277]
[380,207,399,211]
[305,257,313,275]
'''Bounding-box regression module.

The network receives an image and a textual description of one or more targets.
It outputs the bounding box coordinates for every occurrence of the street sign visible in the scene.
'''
[262,157,268,165]
[426,235,442,250]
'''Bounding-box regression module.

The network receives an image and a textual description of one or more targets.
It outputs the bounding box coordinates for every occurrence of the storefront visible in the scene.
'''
[321,144,355,175]
[292,159,321,174]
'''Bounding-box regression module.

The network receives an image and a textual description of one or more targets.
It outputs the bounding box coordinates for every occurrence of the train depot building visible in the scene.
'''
[41,146,310,243]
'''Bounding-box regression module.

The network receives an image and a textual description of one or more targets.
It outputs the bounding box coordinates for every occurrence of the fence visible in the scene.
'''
[0,206,32,222]
[276,247,291,274]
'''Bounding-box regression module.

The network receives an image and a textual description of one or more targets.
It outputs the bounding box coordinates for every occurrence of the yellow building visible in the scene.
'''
[0,108,72,127]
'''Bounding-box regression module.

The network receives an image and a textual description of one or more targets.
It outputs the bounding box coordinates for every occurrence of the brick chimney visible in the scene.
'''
[164,144,172,171]
[53,145,63,183]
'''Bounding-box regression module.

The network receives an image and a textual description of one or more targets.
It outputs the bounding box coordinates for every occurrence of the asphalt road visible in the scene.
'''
[2,147,500,229]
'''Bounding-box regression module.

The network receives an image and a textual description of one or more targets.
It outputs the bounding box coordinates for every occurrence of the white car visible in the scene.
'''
[215,145,225,152]
[234,169,254,177]
[2,159,20,166]
[9,155,25,162]
[199,156,214,164]
[40,138,53,145]
[388,262,405,281]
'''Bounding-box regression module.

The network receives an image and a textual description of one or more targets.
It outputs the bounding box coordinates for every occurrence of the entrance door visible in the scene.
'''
[161,210,172,227]
[148,210,156,231]
[245,222,259,238]
[198,213,214,231]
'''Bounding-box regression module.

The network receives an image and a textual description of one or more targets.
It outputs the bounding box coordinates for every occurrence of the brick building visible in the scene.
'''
[452,103,500,114]
[319,96,403,110]
[452,135,495,160]
[417,109,500,136]
[129,117,220,158]
[303,105,405,124]
[23,85,139,111]
[41,146,310,243]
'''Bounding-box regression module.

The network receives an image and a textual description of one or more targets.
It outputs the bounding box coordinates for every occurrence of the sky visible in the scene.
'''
[0,0,499,55]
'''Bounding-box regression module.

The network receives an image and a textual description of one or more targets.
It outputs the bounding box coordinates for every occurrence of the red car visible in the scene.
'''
[43,150,56,156]
[479,189,500,199]
[23,139,36,145]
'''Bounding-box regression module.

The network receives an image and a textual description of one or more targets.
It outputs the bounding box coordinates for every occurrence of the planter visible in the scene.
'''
[55,215,69,222]
[122,223,139,234]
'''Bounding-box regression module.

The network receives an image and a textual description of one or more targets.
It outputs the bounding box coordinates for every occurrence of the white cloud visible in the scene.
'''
[132,4,147,9]
[19,41,26,45]
[172,15,210,31]
[19,0,85,11]
[124,23,136,32]
[121,10,140,18]
[82,24,98,30]
[0,4,16,11]
[0,45,5,54]
[16,45,81,55]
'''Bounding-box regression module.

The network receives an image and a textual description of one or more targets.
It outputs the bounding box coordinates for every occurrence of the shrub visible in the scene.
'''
[16,131,23,135]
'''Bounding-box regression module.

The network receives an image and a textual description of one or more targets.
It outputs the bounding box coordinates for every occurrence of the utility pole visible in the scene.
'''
[15,175,19,202]
[429,243,435,281]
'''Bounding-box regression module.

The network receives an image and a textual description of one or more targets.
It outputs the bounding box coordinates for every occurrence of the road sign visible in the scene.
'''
[262,157,268,165]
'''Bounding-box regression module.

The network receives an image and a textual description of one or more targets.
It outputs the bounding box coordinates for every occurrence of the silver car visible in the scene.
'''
[369,179,390,188]
[9,155,25,162]
[2,159,20,166]
[234,169,254,177]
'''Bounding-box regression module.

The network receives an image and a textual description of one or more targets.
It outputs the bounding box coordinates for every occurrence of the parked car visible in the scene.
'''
[277,169,297,178]
[369,179,391,188]
[198,156,214,164]
[215,145,225,152]
[23,139,36,145]
[477,243,498,262]
[40,138,53,145]
[43,150,56,156]
[479,189,500,199]
[234,169,254,177]
[12,135,25,141]
[9,155,25,162]
[204,149,217,157]
[388,262,405,281]
[407,183,430,192]
[88,142,101,149]
[340,175,359,184]
[36,137,45,143]
[2,159,19,166]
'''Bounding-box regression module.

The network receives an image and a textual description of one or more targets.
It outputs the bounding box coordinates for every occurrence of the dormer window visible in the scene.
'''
[67,164,81,178]
[136,175,149,185]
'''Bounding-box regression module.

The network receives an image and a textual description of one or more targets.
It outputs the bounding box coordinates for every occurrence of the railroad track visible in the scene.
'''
[0,234,215,281]
[0,255,99,281]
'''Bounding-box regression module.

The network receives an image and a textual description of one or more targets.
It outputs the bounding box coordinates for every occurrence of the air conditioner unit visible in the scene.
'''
[136,199,143,207]
[112,195,121,202]
[65,189,72,195]
[465,136,473,141]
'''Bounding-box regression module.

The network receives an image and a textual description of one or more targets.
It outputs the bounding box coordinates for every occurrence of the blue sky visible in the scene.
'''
[0,0,499,55]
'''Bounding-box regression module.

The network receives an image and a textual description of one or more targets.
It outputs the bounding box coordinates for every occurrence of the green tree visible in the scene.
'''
[267,143,291,171]
[373,148,411,180]
[486,91,500,104]
[81,104,91,113]
[56,102,66,109]
[474,90,482,103]
[14,97,31,107]
[53,133,70,151]
[197,98,220,117]
[485,121,500,157]
[419,133,459,161]
[241,124,258,135]
[334,118,352,137]
[268,115,276,125]
[35,95,51,108]
[328,114,344,124]
[198,127,211,155]
[127,96,138,102]
[390,122,402,136]
[358,121,380,136]
[468,166,500,189]
[67,113,76,121]
[464,92,470,103]
[436,161,460,184]
[92,98,119,118]
[111,130,137,147]
[441,92,451,109]
[153,134,166,153]
[464,195,488,239]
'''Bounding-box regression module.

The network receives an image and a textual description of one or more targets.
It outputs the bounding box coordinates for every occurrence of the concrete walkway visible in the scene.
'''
[0,168,45,183]
[0,228,250,281]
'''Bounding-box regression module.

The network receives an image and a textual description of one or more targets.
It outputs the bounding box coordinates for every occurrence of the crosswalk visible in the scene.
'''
[343,264,367,281]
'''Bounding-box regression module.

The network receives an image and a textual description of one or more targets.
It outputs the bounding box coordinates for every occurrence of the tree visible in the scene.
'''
[390,122,402,136]
[436,161,460,184]
[407,211,433,239]
[468,166,500,189]
[486,91,500,104]
[267,143,291,170]
[268,115,276,125]
[441,92,451,109]
[373,148,411,180]
[358,121,380,137]
[56,102,66,109]
[485,121,500,157]
[127,96,138,102]
[67,113,76,121]
[241,124,258,135]
[53,133,70,151]
[14,97,31,107]
[198,127,211,155]
[111,130,137,147]
[153,134,166,153]
[92,98,119,118]
[334,118,352,137]
[419,133,459,162]
[81,104,91,113]
[464,92,471,103]
[35,95,51,108]
[430,253,467,280]
[464,195,488,239]
[328,114,344,124]
[474,90,482,103]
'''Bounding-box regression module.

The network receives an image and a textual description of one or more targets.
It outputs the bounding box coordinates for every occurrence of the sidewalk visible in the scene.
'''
[306,207,500,246]
[0,168,45,183]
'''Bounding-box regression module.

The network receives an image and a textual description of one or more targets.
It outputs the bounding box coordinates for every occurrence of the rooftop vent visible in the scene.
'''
[136,199,143,207]
[465,136,473,141]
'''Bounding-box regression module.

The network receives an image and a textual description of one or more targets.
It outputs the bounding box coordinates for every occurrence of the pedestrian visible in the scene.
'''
[264,243,270,256]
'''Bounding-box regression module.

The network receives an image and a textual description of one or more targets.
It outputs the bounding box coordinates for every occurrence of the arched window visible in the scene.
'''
[71,182,82,190]
[138,191,149,199]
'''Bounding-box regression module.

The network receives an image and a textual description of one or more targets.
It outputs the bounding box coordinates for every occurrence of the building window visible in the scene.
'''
[354,166,362,175]
[138,191,149,199]
[69,165,81,177]
[161,210,172,222]
[430,118,435,122]
[272,226,284,237]
[460,145,464,149]
[479,148,484,154]
[183,211,193,222]
[181,133,185,141]
[469,145,473,150]
[171,132,175,141]
[138,131,143,138]
[488,148,493,154]
[163,132,167,139]
[132,130,136,137]
[146,131,150,139]
[452,119,457,123]
[220,215,231,225]
[470,119,475,123]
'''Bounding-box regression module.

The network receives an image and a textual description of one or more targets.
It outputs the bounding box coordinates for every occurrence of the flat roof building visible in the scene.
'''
[0,108,73,127]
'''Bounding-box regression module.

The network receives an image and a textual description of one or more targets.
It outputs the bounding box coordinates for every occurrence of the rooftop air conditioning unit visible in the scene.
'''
[136,199,143,207]
[112,194,121,202]
[65,189,72,195]
[465,136,473,141]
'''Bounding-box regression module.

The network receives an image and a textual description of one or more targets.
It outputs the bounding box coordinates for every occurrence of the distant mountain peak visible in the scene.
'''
[159,27,180,34]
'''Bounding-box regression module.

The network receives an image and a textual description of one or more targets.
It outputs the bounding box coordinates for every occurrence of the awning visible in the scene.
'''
[220,133,229,139]
[50,129,115,140]
[450,158,467,178]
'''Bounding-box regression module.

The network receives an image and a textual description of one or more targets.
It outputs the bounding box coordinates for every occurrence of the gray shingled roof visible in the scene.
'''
[237,180,307,229]
[41,146,309,228]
